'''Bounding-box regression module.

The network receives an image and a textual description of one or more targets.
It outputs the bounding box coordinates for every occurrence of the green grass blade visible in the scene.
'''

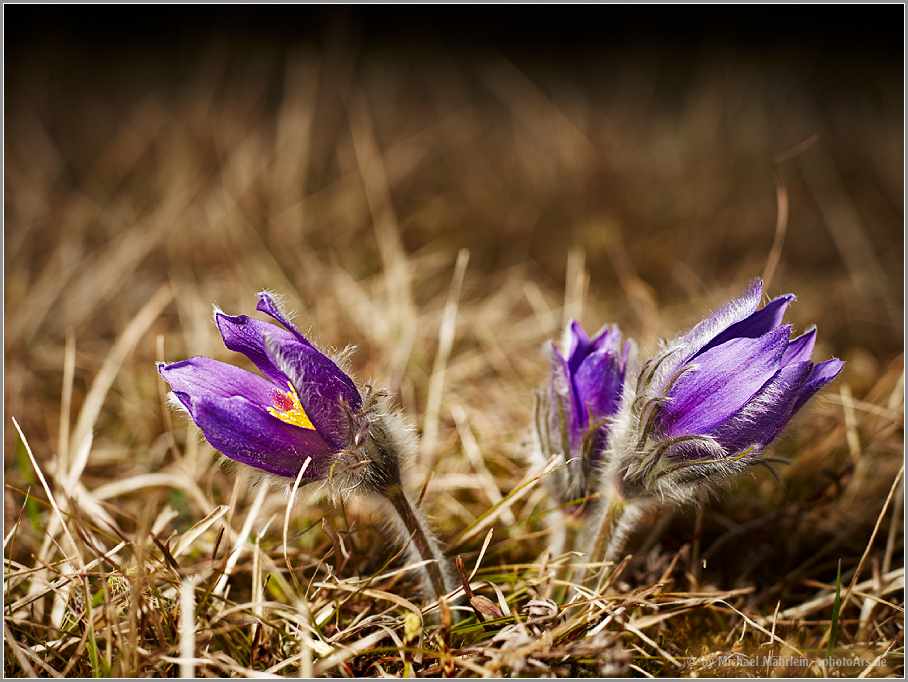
[825,559,842,665]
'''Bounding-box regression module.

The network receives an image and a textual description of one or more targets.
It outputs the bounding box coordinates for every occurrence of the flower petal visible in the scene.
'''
[565,322,622,374]
[673,280,764,361]
[256,292,313,346]
[216,313,296,386]
[563,320,591,373]
[265,335,362,451]
[192,395,333,478]
[574,346,625,426]
[573,346,625,460]
[782,328,817,366]
[591,325,623,359]
[158,357,278,412]
[657,325,791,437]
[710,361,814,454]
[548,343,581,453]
[793,357,845,413]
[694,294,794,360]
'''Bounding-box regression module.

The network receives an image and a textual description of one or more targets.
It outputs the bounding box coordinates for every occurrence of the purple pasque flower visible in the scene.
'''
[535,320,633,505]
[158,292,366,482]
[159,292,456,603]
[620,280,844,499]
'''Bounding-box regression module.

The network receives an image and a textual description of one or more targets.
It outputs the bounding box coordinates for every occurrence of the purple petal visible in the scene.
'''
[590,324,623,355]
[158,357,279,412]
[695,294,794,360]
[621,338,633,369]
[782,328,817,366]
[588,324,610,347]
[192,395,333,478]
[549,344,581,452]
[657,325,791,437]
[574,347,625,424]
[674,280,764,361]
[549,343,583,448]
[216,313,296,386]
[563,320,591,373]
[793,357,845,413]
[265,335,362,451]
[711,361,814,454]
[256,292,312,346]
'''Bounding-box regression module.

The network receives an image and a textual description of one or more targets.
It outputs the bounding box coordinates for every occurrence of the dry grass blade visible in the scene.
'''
[470,528,496,583]
[423,249,470,465]
[858,644,895,679]
[564,248,588,326]
[92,472,211,512]
[283,457,313,606]
[69,283,174,459]
[718,600,809,659]
[13,419,85,573]
[56,331,76,467]
[8,541,128,612]
[314,582,423,620]
[763,134,819,292]
[767,569,905,623]
[451,456,568,547]
[313,628,390,676]
[452,404,515,525]
[179,575,198,678]
[214,484,269,598]
[624,624,683,669]
[842,466,904,609]
[4,620,38,677]
[347,94,417,389]
[172,505,229,558]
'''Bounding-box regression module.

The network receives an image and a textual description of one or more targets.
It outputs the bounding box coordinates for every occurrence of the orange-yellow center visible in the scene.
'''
[268,382,315,430]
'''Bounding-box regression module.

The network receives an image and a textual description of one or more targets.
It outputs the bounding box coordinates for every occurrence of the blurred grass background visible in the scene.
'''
[4,7,903,677]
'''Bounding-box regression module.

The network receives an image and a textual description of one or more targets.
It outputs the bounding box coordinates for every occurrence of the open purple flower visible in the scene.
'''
[534,320,633,506]
[158,292,364,480]
[622,279,844,497]
[158,292,455,603]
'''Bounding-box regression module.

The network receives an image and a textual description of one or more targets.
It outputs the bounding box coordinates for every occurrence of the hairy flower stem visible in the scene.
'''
[579,489,649,593]
[382,483,453,605]
[359,416,454,605]
[583,497,628,588]
[564,495,640,620]
[542,509,585,600]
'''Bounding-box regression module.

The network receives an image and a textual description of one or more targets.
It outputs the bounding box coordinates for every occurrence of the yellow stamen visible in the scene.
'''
[268,381,315,430]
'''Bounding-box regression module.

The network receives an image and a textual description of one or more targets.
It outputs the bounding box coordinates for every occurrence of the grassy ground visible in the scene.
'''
[5,16,903,677]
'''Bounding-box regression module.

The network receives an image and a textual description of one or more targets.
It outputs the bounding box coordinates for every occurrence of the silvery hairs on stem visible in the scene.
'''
[158,291,455,605]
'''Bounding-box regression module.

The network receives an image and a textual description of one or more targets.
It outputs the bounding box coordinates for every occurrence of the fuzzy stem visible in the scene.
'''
[360,413,453,606]
[583,496,630,589]
[542,507,585,600]
[383,483,452,604]
[566,494,641,621]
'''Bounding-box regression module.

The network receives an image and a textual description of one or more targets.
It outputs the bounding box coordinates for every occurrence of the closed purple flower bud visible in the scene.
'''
[534,320,633,506]
[159,292,387,488]
[620,280,844,499]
